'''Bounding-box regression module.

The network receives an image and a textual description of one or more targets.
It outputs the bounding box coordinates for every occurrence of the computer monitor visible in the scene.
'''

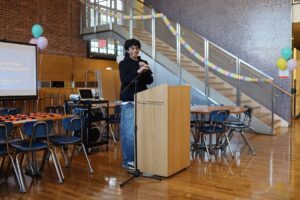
[78,88,94,101]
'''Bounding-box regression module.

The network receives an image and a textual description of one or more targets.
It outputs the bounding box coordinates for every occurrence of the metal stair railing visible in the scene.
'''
[79,0,292,131]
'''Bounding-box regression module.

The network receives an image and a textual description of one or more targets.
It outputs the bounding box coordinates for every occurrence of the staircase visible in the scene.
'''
[79,0,289,134]
[131,29,283,131]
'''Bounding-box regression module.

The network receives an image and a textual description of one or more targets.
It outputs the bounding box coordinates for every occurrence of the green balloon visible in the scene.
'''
[281,47,292,60]
[32,24,43,38]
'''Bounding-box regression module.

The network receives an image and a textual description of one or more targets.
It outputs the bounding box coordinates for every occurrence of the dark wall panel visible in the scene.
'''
[145,0,292,121]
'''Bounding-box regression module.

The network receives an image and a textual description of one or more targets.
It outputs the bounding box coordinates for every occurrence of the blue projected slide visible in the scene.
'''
[0,41,37,98]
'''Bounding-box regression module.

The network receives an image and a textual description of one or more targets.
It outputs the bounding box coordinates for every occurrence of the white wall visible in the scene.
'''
[293,4,300,23]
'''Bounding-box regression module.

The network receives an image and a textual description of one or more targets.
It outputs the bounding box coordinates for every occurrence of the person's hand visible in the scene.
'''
[137,62,150,73]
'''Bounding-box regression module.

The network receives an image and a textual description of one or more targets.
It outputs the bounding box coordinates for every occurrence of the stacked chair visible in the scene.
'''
[10,121,63,193]
[0,122,25,192]
[197,110,233,161]
[225,105,256,155]
[49,117,94,174]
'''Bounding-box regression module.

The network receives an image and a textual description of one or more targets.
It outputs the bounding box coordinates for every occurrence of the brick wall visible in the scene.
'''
[0,0,86,57]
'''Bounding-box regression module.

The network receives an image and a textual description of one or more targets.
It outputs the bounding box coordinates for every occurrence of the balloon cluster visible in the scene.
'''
[276,47,298,71]
[29,24,48,50]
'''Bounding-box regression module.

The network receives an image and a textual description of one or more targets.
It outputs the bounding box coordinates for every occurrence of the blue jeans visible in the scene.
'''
[120,102,134,166]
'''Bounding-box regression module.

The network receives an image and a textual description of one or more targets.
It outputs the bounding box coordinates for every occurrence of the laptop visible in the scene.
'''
[78,88,94,101]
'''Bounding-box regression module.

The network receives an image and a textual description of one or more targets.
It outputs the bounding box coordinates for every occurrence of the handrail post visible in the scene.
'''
[271,84,275,134]
[236,58,241,106]
[129,8,133,38]
[204,39,209,97]
[151,9,156,60]
[93,0,97,32]
[151,9,156,86]
[176,23,181,85]
[109,0,113,29]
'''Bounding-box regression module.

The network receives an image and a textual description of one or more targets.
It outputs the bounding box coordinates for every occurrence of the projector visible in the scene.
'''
[69,94,80,101]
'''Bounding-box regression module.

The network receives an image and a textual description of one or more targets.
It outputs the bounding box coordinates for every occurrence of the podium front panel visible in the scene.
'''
[137,85,190,177]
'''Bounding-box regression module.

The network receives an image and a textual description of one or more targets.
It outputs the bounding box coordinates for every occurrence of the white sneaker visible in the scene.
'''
[122,162,135,170]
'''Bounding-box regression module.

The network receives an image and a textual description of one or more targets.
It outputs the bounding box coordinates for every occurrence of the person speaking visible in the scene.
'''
[119,38,153,170]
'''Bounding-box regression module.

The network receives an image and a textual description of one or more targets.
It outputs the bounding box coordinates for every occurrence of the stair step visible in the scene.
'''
[256,112,271,119]
[170,58,193,65]
[224,94,236,98]
[183,65,203,71]
[182,65,201,71]
[136,35,151,41]
[265,119,281,128]
[251,105,261,110]
[165,52,189,59]
[133,31,150,37]
[195,74,215,79]
[216,88,235,95]
[217,88,234,91]
[208,81,224,85]
[156,42,172,48]
[134,35,152,42]
[156,46,173,51]
[240,99,252,104]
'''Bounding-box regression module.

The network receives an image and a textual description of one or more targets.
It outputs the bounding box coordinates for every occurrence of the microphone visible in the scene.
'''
[137,57,149,73]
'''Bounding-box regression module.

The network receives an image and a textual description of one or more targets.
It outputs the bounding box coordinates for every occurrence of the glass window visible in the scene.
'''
[88,0,124,26]
[89,38,123,58]
[90,40,99,53]
[100,11,108,25]
[107,39,115,54]
[117,43,123,56]
[116,0,123,11]
[90,8,95,27]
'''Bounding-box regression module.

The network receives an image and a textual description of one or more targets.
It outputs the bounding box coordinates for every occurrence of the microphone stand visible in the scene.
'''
[120,72,161,187]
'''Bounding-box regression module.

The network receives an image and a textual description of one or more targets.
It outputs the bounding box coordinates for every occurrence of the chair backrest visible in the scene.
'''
[46,120,54,135]
[243,105,253,127]
[209,110,230,129]
[0,122,13,142]
[23,121,48,139]
[62,117,82,136]
[0,108,9,116]
[8,108,19,115]
[0,122,13,153]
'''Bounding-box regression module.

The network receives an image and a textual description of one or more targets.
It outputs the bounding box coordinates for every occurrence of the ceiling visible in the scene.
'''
[293,22,300,50]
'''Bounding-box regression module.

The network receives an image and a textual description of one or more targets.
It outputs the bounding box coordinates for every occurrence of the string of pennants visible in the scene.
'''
[80,0,273,83]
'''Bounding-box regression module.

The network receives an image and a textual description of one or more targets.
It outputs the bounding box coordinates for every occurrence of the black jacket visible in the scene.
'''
[119,54,153,101]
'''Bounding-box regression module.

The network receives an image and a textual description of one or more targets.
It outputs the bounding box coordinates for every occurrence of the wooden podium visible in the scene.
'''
[136,84,190,177]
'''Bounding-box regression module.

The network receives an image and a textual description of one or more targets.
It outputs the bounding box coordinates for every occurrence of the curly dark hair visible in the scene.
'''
[124,38,141,50]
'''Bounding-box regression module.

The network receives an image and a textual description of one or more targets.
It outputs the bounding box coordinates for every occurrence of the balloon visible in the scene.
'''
[281,47,292,60]
[31,24,43,38]
[116,55,124,64]
[37,36,48,50]
[276,58,287,70]
[29,38,38,45]
[287,59,298,71]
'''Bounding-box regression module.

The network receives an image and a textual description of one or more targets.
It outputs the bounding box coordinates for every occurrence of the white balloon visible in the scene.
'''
[116,55,124,64]
[287,59,298,71]
[37,36,48,50]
